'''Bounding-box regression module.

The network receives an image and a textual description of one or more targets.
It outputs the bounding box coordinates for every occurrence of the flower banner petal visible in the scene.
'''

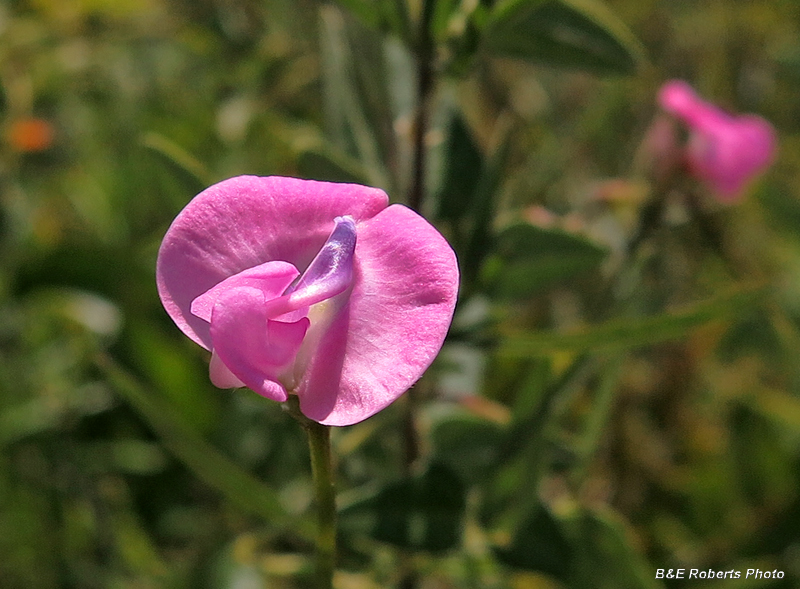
[157,176,388,349]
[298,204,459,425]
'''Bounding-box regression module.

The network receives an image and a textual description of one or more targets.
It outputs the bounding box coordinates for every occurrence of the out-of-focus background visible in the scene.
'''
[2,0,800,587]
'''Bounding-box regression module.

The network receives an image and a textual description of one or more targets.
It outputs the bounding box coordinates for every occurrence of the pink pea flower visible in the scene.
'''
[157,176,459,426]
[658,80,777,202]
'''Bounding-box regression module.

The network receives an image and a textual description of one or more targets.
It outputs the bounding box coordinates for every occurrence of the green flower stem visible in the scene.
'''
[307,420,336,588]
[284,397,336,589]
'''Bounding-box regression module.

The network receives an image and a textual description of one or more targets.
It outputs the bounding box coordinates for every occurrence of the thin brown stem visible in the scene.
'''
[406,0,437,214]
[400,5,438,587]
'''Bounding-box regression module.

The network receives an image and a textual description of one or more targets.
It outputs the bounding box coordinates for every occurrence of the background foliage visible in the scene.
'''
[1,0,800,587]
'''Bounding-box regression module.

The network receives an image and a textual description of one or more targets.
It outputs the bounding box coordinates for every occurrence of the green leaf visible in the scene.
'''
[432,415,504,484]
[494,504,573,579]
[341,463,466,552]
[757,180,800,241]
[499,285,766,357]
[500,504,660,587]
[483,0,645,74]
[296,145,371,185]
[126,321,221,434]
[463,123,513,288]
[486,223,607,299]
[570,508,662,589]
[76,440,169,475]
[431,0,462,40]
[319,5,394,190]
[569,354,624,484]
[331,0,382,30]
[0,386,112,448]
[140,132,211,190]
[104,482,169,580]
[749,387,800,433]
[436,115,484,223]
[731,404,797,507]
[0,475,61,587]
[332,0,414,46]
[94,354,302,534]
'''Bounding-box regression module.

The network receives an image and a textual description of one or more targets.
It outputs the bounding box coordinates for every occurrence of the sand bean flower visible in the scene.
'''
[658,80,776,202]
[157,176,458,425]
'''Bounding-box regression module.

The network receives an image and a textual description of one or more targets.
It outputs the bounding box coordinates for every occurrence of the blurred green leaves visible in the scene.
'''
[500,285,766,356]
[436,115,485,223]
[342,462,466,552]
[494,504,573,578]
[569,508,661,589]
[485,223,607,299]
[140,132,212,191]
[495,503,660,588]
[318,5,395,191]
[331,0,646,75]
[296,144,371,185]
[332,0,414,45]
[432,414,505,485]
[483,0,645,73]
[95,354,300,533]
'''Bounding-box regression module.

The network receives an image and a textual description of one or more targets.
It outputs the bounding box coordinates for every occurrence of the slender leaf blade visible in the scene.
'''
[483,0,645,74]
[436,114,484,222]
[487,223,607,299]
[570,508,663,589]
[95,354,300,532]
[296,145,371,185]
[140,132,211,189]
[331,0,382,29]
[463,121,513,288]
[499,286,766,356]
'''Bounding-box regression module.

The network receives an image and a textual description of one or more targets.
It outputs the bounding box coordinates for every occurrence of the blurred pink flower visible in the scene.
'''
[157,176,458,426]
[658,80,776,202]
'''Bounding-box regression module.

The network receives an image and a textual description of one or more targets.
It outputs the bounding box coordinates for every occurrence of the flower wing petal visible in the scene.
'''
[209,349,245,388]
[297,204,459,425]
[157,176,388,348]
[191,260,299,324]
[209,285,310,402]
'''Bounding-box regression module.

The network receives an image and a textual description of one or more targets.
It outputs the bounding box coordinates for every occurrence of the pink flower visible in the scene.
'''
[157,176,459,426]
[658,80,777,202]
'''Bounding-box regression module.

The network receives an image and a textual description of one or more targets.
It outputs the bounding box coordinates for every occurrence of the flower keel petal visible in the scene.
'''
[263,216,357,319]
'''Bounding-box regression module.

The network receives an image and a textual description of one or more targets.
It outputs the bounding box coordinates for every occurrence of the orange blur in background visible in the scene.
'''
[6,117,55,152]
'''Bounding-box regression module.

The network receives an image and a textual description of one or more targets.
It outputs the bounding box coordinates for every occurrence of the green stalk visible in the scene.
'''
[284,397,336,588]
[307,420,336,588]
